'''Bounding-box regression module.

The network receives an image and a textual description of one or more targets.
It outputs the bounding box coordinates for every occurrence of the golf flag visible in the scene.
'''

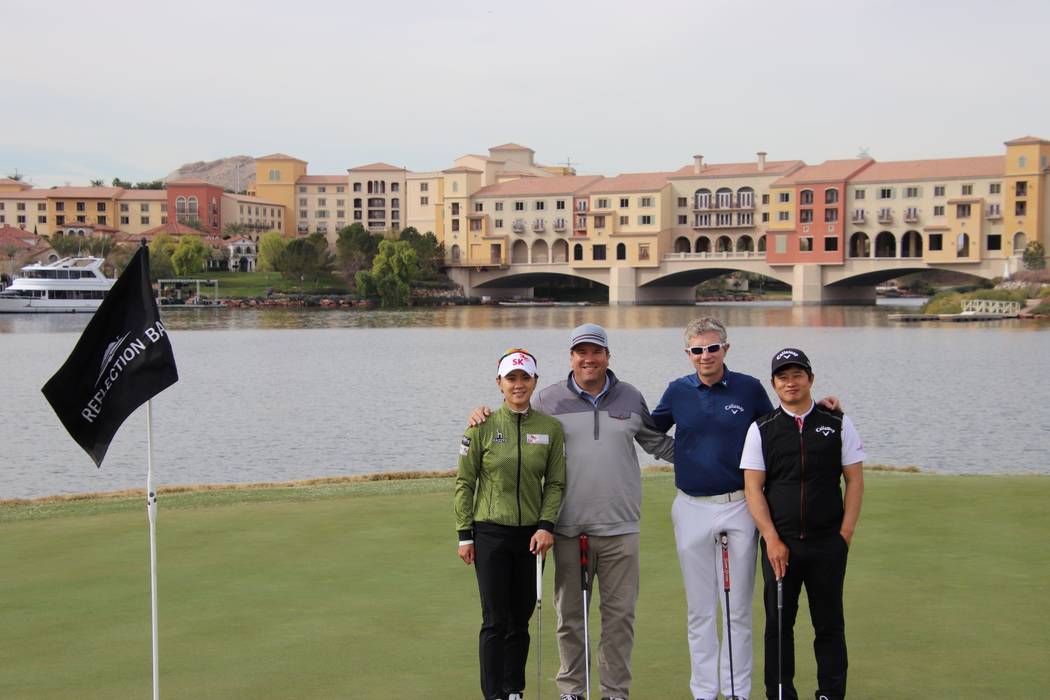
[42,245,178,467]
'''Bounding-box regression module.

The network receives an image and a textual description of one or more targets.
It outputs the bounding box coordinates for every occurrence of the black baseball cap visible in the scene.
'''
[771,348,812,376]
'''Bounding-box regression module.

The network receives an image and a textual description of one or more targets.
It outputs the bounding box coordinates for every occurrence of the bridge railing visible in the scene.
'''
[961,299,1020,315]
[662,251,765,261]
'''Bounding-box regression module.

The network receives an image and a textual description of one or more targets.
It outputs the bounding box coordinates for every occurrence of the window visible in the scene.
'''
[989,183,1001,194]
[317,186,326,194]
[775,234,787,253]
[762,212,769,222]
[268,169,281,181]
[37,215,46,223]
[299,198,307,206]
[118,203,129,213]
[420,182,429,192]
[778,192,791,203]
[799,209,813,223]
[778,211,790,221]
[299,186,307,193]
[76,215,86,222]
[318,198,326,206]
[576,216,587,229]
[596,198,609,209]
[934,185,945,197]
[762,194,769,205]
[37,202,45,211]
[97,202,106,212]
[878,188,893,199]
[824,236,839,252]
[316,210,328,218]
[800,237,813,252]
[470,219,482,231]
[854,189,865,200]
[353,211,362,220]
[594,216,606,229]
[1016,181,1028,197]
[640,196,653,207]
[56,215,65,225]
[451,203,460,215]
[337,186,345,193]
[120,215,129,225]
[391,183,399,192]
[452,182,458,193]
[800,190,814,205]
[495,202,504,211]
[620,198,629,208]
[556,200,566,210]
[987,203,1001,217]
[515,201,525,211]
[299,210,307,218]
[678,197,688,207]
[536,201,545,211]
[56,202,65,211]
[638,215,653,225]
[495,219,503,229]
[638,243,650,261]
[1015,201,1027,216]
[76,201,86,212]
[592,244,607,260]
[962,184,973,196]
[475,202,483,212]
[161,216,167,224]
[337,210,345,218]
[15,202,25,211]
[140,216,149,225]
[1019,156,1027,168]
[987,234,1002,251]
[620,216,629,225]
[353,183,362,192]
[451,219,460,232]
[904,187,920,198]
[97,215,106,225]
[615,243,627,260]
[825,209,838,223]
[934,205,945,216]
[956,204,971,218]
[354,198,362,208]
[573,244,584,261]
[825,189,839,204]
[678,215,688,225]
[16,214,25,224]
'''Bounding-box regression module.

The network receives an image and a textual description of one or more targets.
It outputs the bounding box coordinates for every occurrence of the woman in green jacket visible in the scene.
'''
[455,348,566,700]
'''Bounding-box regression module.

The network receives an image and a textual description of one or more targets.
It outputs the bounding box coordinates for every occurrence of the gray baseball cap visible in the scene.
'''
[570,323,609,350]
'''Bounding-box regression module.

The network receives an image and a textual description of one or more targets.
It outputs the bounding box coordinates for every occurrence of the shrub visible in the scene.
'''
[922,291,963,314]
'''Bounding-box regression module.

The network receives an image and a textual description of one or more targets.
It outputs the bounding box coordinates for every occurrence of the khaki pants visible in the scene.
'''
[553,532,640,698]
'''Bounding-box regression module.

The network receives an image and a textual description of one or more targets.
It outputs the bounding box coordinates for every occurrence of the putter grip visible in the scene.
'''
[719,531,731,590]
[579,534,590,591]
[777,579,783,607]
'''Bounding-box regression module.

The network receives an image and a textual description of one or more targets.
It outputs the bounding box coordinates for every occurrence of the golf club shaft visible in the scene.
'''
[777,577,784,700]
[580,534,590,698]
[536,553,543,695]
[720,531,736,700]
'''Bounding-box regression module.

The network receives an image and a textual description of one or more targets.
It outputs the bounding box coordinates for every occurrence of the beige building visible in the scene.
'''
[221,193,285,234]
[293,175,349,243]
[346,162,407,234]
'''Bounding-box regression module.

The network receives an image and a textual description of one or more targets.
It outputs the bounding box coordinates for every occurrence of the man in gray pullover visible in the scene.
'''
[471,323,673,700]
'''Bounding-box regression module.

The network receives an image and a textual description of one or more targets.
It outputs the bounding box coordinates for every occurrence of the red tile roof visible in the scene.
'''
[348,162,404,172]
[0,188,47,199]
[771,159,875,186]
[167,178,222,187]
[117,189,167,200]
[0,225,41,248]
[256,153,307,163]
[0,178,32,189]
[46,186,124,198]
[850,156,1004,183]
[1004,135,1050,146]
[582,172,671,194]
[489,143,535,152]
[668,160,805,179]
[442,166,484,174]
[473,175,604,198]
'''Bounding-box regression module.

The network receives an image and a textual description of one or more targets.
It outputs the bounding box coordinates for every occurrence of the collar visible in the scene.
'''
[687,364,732,389]
[498,402,530,419]
[779,401,815,420]
[570,372,610,400]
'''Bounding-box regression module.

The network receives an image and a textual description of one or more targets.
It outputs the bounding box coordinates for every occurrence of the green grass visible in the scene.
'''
[1,472,1048,698]
[177,271,351,298]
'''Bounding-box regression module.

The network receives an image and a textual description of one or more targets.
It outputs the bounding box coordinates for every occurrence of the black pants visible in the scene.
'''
[474,522,536,700]
[761,534,849,700]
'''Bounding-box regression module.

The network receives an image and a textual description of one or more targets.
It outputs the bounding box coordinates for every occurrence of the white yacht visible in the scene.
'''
[0,257,115,313]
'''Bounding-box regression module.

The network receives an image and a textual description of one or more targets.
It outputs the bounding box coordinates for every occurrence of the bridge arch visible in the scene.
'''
[875,231,896,258]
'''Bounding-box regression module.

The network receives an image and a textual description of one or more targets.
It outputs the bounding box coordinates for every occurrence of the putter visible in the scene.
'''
[719,532,737,700]
[535,553,544,695]
[579,533,591,699]
[777,576,784,700]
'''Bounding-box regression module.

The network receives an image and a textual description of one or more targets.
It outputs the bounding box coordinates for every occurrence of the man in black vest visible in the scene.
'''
[740,348,865,700]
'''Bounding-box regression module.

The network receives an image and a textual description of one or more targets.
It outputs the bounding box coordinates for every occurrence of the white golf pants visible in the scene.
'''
[672,491,757,700]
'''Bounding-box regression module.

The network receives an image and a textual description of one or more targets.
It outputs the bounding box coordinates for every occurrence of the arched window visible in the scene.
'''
[902,231,923,258]
[450,244,461,263]
[757,235,767,252]
[694,188,711,209]
[1013,231,1027,254]
[532,239,549,264]
[875,231,896,258]
[696,236,711,253]
[616,243,626,260]
[736,187,754,208]
[573,243,583,261]
[800,189,814,205]
[175,196,186,214]
[736,235,754,252]
[511,239,529,263]
[849,232,870,258]
[674,236,691,253]
[824,189,839,205]
[552,239,568,263]
[716,187,732,208]
[956,233,970,257]
[188,197,199,216]
[716,235,732,252]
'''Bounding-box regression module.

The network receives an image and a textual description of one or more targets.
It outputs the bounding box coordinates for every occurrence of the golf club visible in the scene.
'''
[719,531,737,700]
[777,576,784,700]
[579,533,591,699]
[535,553,544,695]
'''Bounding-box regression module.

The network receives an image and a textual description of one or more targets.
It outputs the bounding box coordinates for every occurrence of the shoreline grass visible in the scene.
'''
[2,471,1047,698]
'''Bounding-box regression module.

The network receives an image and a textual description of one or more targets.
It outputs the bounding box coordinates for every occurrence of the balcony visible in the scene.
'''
[532,221,546,233]
[877,211,893,224]
[986,207,1002,220]
[512,222,525,233]
[693,196,756,212]
[553,219,567,232]
[904,210,920,224]
[851,212,866,224]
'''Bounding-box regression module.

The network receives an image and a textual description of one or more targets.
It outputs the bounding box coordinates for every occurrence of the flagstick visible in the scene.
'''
[146,399,159,700]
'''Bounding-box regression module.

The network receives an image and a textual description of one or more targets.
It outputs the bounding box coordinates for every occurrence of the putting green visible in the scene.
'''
[1,471,1046,698]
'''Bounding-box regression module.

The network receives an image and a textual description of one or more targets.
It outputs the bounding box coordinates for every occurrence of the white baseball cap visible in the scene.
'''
[497,349,538,378]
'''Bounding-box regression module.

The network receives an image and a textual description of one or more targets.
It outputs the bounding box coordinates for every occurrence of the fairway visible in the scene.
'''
[1,472,1047,698]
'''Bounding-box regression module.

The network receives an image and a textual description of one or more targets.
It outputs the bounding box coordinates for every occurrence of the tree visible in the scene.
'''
[277,235,334,283]
[6,171,23,181]
[149,234,177,281]
[89,179,105,187]
[336,223,384,277]
[172,236,209,276]
[48,233,86,257]
[185,218,206,232]
[356,239,418,308]
[258,231,288,272]
[85,235,117,258]
[135,180,165,190]
[1023,241,1046,270]
[112,177,133,189]
[222,222,250,238]
[399,227,444,274]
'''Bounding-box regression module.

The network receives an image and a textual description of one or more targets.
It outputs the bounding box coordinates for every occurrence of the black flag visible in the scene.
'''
[42,246,178,467]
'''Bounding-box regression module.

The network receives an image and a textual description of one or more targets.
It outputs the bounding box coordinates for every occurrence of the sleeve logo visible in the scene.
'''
[526,433,549,444]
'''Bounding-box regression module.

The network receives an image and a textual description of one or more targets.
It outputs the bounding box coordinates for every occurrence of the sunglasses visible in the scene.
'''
[686,343,726,355]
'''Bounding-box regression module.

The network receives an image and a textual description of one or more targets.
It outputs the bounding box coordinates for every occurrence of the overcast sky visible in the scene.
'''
[5,0,1049,187]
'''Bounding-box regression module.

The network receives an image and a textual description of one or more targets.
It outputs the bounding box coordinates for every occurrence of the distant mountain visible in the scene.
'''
[163,156,256,192]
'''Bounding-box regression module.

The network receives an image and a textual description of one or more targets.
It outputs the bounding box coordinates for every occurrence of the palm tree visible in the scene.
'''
[90,179,104,187]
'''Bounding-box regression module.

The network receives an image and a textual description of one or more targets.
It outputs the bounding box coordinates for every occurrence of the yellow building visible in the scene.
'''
[253,153,308,235]
[1003,136,1050,258]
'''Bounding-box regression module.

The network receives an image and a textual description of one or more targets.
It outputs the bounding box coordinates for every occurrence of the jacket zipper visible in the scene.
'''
[516,412,523,526]
[798,416,806,540]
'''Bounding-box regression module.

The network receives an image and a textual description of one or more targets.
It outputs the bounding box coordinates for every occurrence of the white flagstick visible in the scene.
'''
[146,400,159,700]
